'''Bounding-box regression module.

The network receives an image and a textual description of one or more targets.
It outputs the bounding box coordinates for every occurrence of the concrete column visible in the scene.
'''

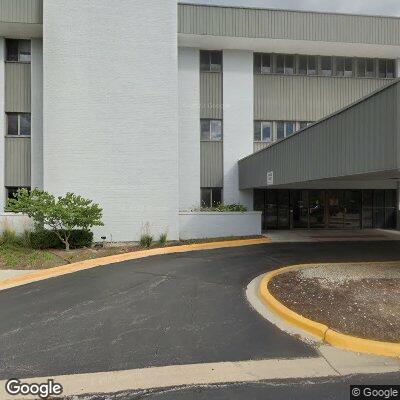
[0,38,5,212]
[178,47,200,211]
[31,38,43,190]
[223,50,254,209]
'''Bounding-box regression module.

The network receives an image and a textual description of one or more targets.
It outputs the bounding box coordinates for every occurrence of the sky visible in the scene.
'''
[182,0,400,17]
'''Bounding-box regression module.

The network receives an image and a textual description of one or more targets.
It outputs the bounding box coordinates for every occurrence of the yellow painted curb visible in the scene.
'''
[0,237,270,292]
[259,262,400,358]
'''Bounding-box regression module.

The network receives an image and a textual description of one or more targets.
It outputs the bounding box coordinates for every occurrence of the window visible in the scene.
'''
[6,187,30,200]
[379,59,395,78]
[254,121,272,142]
[201,119,222,141]
[277,122,295,140]
[6,39,31,62]
[357,58,375,78]
[321,57,332,76]
[200,50,222,73]
[299,55,317,75]
[201,188,222,208]
[276,54,294,75]
[254,53,272,74]
[7,113,31,136]
[299,121,312,130]
[336,57,353,77]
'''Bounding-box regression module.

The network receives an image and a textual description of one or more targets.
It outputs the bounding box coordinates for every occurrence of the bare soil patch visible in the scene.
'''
[268,263,400,343]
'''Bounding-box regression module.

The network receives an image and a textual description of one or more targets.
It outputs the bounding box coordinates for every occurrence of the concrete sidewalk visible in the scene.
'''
[265,229,400,243]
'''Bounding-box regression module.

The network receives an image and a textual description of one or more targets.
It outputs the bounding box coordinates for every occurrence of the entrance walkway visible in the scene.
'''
[265,229,400,243]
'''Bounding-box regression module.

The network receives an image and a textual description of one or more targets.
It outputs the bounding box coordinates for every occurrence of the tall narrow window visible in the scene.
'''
[308,56,317,75]
[366,59,375,77]
[277,122,296,140]
[321,57,332,76]
[254,121,272,142]
[276,55,284,74]
[200,119,222,141]
[298,56,307,75]
[285,55,294,75]
[200,50,222,73]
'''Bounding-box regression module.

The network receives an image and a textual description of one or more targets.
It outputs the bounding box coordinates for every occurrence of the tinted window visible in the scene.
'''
[321,57,332,76]
[276,55,284,74]
[277,122,285,140]
[201,120,210,141]
[20,114,31,136]
[357,59,366,77]
[212,188,222,207]
[201,188,211,207]
[7,114,18,135]
[200,51,222,72]
[286,122,295,136]
[366,59,375,77]
[285,55,294,75]
[210,120,222,140]
[254,54,262,74]
[19,40,31,62]
[261,54,272,74]
[308,56,317,75]
[6,39,19,62]
[298,56,307,75]
[254,121,261,141]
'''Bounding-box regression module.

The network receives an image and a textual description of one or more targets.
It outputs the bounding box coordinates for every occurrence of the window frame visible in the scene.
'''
[5,39,31,63]
[378,59,395,79]
[320,56,333,76]
[336,57,353,77]
[201,187,223,208]
[276,121,296,140]
[200,50,222,73]
[254,121,272,143]
[200,119,223,142]
[6,113,31,136]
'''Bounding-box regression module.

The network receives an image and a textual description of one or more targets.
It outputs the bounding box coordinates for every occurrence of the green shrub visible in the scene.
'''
[158,232,168,246]
[200,204,247,212]
[140,234,153,248]
[30,229,93,250]
[0,229,22,247]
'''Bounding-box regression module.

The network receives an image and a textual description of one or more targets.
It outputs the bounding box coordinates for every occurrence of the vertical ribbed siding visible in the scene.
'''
[5,63,31,112]
[254,75,393,121]
[200,141,223,187]
[0,0,42,23]
[200,72,223,119]
[239,82,398,189]
[5,137,31,186]
[178,4,400,45]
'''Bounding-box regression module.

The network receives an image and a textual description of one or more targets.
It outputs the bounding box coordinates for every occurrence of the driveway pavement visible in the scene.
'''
[0,241,399,382]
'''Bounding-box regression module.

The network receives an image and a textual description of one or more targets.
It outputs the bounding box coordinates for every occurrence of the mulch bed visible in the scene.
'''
[268,269,400,343]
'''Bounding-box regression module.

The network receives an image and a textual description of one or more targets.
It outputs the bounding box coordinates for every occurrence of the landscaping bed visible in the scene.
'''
[268,263,400,343]
[0,235,263,271]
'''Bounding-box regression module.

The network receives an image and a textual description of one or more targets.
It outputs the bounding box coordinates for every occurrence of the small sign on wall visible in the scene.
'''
[267,171,274,186]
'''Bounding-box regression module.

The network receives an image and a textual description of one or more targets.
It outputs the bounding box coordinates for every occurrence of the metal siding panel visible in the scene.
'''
[200,72,223,119]
[240,81,398,189]
[0,0,42,23]
[254,74,393,122]
[5,137,31,187]
[178,4,400,45]
[5,62,31,112]
[200,141,223,187]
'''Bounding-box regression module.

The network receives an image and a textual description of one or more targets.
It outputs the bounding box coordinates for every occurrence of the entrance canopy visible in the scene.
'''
[239,80,400,190]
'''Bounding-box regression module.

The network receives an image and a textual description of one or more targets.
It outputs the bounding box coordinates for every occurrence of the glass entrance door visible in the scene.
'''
[344,190,361,229]
[309,190,325,228]
[291,190,309,228]
[327,190,344,228]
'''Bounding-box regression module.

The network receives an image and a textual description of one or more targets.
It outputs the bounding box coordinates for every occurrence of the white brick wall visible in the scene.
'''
[178,47,200,211]
[223,50,254,209]
[0,38,5,211]
[31,38,43,190]
[43,0,179,241]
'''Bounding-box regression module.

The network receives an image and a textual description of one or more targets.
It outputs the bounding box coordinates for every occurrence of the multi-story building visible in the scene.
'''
[1,1,400,240]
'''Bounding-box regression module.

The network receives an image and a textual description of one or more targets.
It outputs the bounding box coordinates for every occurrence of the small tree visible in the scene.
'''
[7,189,103,251]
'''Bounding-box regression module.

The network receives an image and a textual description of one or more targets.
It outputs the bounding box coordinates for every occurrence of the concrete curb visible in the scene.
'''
[0,237,270,292]
[259,263,400,358]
